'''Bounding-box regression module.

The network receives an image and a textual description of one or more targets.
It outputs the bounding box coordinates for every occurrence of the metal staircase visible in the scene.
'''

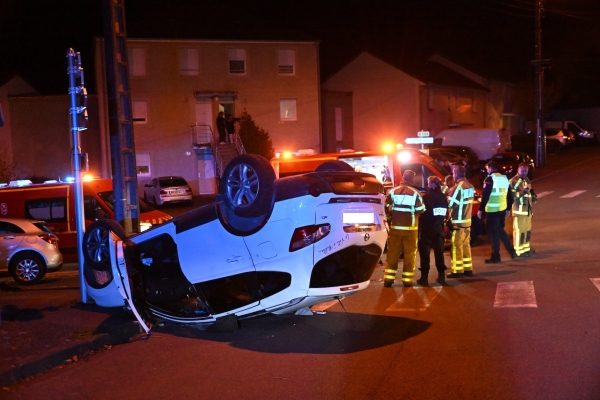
[191,123,246,181]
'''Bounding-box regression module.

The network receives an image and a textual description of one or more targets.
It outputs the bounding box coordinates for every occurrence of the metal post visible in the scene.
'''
[534,0,546,167]
[67,49,88,303]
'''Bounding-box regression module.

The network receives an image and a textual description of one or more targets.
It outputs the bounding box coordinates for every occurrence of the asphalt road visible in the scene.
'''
[4,146,600,400]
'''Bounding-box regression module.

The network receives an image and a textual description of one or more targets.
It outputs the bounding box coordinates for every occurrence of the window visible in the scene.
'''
[136,152,151,176]
[129,47,146,76]
[132,100,148,124]
[228,49,246,74]
[180,48,199,76]
[25,198,67,223]
[280,99,297,121]
[278,49,295,75]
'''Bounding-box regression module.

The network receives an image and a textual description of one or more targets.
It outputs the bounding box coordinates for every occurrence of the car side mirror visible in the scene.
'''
[144,184,150,187]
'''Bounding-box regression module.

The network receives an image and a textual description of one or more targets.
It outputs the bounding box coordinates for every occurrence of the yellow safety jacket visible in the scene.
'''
[510,175,533,216]
[484,173,509,213]
[447,178,474,227]
[385,183,425,231]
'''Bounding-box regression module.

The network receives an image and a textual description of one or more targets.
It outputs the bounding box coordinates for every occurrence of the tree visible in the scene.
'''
[0,144,15,184]
[237,111,275,161]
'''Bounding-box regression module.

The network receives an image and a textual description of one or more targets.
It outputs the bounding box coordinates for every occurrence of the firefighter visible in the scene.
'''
[510,163,536,256]
[477,161,518,263]
[417,176,448,286]
[446,165,475,277]
[384,170,425,288]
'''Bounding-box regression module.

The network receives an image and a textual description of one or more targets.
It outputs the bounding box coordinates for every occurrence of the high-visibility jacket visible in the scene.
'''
[447,178,474,227]
[484,173,509,213]
[510,175,533,216]
[385,182,425,231]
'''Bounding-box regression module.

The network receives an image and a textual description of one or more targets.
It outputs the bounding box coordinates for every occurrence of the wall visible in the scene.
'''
[321,91,353,152]
[9,95,101,180]
[323,52,421,151]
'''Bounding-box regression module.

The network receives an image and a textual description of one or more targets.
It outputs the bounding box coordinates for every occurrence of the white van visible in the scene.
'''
[435,128,511,161]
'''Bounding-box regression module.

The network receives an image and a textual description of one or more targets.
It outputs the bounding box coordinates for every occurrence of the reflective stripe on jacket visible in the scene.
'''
[484,173,509,212]
[447,178,474,227]
[510,175,533,216]
[385,183,425,231]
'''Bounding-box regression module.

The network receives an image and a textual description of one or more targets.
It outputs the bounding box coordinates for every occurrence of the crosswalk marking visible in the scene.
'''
[535,191,553,198]
[494,281,537,308]
[386,286,442,312]
[560,190,586,198]
[590,278,600,292]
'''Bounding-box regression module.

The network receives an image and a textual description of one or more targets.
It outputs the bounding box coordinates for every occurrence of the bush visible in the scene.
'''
[237,111,275,161]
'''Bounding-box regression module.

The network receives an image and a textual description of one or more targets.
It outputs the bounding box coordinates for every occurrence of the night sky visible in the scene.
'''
[1,0,599,108]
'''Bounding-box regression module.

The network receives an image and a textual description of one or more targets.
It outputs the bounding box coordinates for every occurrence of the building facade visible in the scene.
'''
[95,38,321,195]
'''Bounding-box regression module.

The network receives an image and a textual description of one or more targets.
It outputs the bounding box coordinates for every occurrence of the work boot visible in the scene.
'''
[383,281,394,288]
[463,270,474,277]
[529,249,536,255]
[402,281,413,288]
[436,272,447,285]
[416,274,429,286]
[510,252,519,259]
[485,258,500,264]
[447,272,463,278]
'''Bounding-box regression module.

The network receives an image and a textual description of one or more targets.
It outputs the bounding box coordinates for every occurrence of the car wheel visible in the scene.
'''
[314,160,354,172]
[83,220,127,271]
[9,252,47,285]
[221,154,276,218]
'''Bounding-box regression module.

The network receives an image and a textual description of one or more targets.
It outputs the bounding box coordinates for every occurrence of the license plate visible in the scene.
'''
[343,212,374,224]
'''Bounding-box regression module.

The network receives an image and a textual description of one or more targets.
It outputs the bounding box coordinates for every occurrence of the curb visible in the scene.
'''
[0,320,141,387]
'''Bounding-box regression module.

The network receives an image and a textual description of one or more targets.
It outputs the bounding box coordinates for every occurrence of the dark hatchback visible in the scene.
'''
[479,152,535,182]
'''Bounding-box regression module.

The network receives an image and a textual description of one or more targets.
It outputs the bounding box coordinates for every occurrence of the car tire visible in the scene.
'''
[9,251,47,285]
[314,160,354,172]
[83,219,127,271]
[221,154,276,218]
[153,196,159,206]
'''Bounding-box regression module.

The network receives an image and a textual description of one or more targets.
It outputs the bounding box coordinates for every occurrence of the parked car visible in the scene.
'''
[479,152,535,182]
[0,218,63,284]
[82,154,388,332]
[431,145,480,171]
[545,128,574,148]
[143,176,193,206]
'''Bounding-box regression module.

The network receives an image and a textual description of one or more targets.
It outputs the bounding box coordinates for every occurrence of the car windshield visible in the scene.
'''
[98,191,154,213]
[159,178,188,187]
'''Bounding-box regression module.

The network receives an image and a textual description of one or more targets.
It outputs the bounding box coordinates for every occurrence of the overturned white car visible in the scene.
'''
[82,155,388,332]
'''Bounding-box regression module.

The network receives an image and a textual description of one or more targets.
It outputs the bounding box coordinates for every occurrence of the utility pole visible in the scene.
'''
[532,0,549,167]
[103,0,140,234]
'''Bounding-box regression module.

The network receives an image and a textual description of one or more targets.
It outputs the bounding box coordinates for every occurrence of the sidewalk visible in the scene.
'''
[1,145,598,388]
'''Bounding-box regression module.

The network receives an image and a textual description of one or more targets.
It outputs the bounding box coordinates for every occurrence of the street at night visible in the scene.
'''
[2,146,600,399]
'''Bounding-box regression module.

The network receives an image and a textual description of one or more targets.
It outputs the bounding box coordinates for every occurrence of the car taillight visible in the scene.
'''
[289,224,330,252]
[185,188,192,193]
[160,189,168,195]
[39,234,58,245]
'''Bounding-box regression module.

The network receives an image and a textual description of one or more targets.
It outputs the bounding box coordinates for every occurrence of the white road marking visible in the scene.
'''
[494,281,537,308]
[590,278,600,292]
[560,190,586,198]
[535,191,553,198]
[386,286,443,312]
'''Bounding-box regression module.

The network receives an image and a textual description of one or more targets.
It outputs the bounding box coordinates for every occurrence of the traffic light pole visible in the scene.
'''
[67,49,88,303]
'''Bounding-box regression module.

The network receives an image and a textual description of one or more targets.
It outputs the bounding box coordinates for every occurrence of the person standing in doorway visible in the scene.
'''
[225,113,235,143]
[216,111,226,143]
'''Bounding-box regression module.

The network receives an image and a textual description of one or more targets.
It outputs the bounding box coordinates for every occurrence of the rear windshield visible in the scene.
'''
[159,178,188,187]
[32,222,53,233]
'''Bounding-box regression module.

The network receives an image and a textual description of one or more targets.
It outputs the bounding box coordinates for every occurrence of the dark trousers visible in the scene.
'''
[486,211,515,261]
[418,229,447,274]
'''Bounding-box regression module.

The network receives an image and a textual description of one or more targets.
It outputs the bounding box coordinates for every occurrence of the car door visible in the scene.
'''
[0,221,25,269]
